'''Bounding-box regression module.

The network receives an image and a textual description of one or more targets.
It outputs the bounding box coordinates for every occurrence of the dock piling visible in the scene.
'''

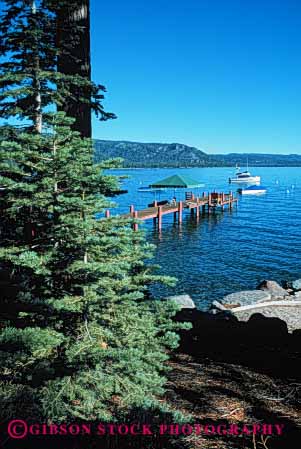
[158,205,162,229]
[229,191,233,210]
[133,211,138,231]
[178,201,183,224]
[116,191,237,231]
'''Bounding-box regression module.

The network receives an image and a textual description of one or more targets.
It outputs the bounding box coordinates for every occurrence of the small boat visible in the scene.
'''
[138,186,166,192]
[229,160,260,184]
[229,170,260,184]
[238,185,267,194]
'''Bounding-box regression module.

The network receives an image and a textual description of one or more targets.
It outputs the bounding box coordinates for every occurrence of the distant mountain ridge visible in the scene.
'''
[94,139,219,167]
[94,139,301,167]
[213,153,301,166]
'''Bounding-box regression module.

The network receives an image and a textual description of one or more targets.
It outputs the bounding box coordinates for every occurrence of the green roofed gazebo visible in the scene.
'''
[149,174,204,188]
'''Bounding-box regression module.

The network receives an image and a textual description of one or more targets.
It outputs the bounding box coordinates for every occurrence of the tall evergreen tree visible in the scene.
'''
[0,0,184,422]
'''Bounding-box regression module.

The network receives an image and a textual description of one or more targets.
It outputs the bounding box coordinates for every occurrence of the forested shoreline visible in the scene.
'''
[94,140,301,167]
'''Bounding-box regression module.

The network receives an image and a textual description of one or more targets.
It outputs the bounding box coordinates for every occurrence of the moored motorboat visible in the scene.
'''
[238,185,267,194]
[229,170,261,184]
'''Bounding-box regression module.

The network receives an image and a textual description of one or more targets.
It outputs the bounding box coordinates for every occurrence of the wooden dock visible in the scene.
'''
[105,192,238,231]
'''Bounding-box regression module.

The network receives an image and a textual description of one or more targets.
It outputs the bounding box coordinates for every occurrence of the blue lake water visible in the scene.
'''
[108,167,301,310]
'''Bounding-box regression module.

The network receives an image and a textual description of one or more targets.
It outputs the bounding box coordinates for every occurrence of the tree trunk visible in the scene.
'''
[32,0,42,134]
[56,0,92,138]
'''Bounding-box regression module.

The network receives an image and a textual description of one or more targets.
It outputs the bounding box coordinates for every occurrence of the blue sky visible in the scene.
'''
[91,0,301,154]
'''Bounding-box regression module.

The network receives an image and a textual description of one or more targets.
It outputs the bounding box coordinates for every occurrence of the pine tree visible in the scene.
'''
[0,0,185,422]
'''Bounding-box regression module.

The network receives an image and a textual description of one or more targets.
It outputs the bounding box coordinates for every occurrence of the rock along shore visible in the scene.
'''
[211,278,301,332]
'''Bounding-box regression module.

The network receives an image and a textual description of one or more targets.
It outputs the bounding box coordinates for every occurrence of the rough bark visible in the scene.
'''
[32,0,42,133]
[56,0,92,138]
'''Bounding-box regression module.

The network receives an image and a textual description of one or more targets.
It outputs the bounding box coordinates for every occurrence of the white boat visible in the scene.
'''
[138,186,166,192]
[229,169,260,184]
[238,185,267,194]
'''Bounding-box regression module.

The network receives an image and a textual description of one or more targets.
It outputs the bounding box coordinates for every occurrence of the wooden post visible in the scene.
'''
[105,210,110,218]
[196,204,200,219]
[154,200,157,207]
[178,201,183,223]
[130,204,134,215]
[133,211,138,231]
[158,205,162,230]
[229,191,233,210]
[208,193,211,214]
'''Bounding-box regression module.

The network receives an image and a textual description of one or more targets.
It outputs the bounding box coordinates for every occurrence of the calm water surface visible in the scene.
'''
[109,167,301,310]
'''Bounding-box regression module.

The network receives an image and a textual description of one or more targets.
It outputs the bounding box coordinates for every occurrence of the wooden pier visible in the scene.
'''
[105,192,238,231]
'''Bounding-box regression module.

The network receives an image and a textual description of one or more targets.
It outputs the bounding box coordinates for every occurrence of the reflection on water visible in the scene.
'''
[109,167,301,310]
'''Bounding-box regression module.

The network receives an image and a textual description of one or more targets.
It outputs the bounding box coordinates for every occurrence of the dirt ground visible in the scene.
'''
[161,308,301,449]
[164,352,301,449]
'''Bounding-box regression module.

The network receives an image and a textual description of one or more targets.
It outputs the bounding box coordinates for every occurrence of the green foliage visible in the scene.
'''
[0,0,114,128]
[0,0,185,423]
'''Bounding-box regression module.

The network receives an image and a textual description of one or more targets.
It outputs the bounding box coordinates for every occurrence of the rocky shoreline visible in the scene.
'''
[212,279,301,332]
[170,278,301,332]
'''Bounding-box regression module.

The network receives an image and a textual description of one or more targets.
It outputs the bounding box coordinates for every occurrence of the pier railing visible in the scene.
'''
[105,191,238,231]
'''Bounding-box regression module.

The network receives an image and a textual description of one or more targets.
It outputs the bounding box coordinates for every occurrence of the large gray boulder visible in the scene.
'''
[167,294,196,309]
[256,280,290,299]
[292,279,301,291]
[222,290,271,307]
